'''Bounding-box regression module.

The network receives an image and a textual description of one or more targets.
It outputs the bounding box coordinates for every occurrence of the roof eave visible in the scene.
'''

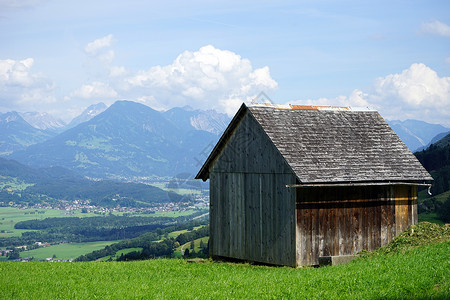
[286,179,434,188]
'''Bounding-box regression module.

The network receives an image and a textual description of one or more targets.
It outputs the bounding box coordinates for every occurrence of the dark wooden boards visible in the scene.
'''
[295,185,418,266]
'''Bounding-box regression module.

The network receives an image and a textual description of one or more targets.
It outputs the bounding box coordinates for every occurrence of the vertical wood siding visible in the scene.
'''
[296,185,418,266]
[209,111,297,266]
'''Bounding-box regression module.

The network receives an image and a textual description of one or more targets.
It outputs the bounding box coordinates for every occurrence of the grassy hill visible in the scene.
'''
[1,222,449,299]
[0,157,182,208]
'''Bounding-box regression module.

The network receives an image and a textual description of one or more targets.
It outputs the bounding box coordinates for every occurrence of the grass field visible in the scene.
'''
[419,212,445,225]
[166,225,206,239]
[1,241,448,299]
[150,183,202,196]
[148,209,205,218]
[0,176,34,191]
[99,248,143,261]
[0,207,204,239]
[177,236,209,254]
[18,241,120,261]
[0,207,98,238]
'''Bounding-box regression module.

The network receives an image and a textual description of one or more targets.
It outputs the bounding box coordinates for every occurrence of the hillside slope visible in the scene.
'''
[414,133,450,222]
[388,119,449,151]
[1,236,448,298]
[415,133,450,195]
[0,157,181,208]
[0,112,52,156]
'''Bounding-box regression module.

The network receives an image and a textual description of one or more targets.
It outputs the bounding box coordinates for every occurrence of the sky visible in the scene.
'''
[0,0,449,126]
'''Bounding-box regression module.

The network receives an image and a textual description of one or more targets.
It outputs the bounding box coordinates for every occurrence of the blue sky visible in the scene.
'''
[1,0,449,125]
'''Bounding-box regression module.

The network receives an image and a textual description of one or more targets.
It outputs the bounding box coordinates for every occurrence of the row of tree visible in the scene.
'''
[1,211,207,247]
[75,221,208,262]
[0,157,186,208]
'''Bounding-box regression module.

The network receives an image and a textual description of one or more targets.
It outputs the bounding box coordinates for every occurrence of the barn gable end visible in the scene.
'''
[207,109,297,266]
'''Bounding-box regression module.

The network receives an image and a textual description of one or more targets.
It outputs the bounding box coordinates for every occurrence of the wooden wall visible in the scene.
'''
[209,111,297,266]
[296,185,418,266]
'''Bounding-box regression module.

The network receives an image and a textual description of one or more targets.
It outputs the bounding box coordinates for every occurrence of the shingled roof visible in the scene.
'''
[196,103,433,184]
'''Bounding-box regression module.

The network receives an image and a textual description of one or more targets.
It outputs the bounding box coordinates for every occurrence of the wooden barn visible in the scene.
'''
[196,103,433,267]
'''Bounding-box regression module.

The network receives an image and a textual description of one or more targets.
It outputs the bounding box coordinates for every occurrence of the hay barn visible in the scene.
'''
[196,103,433,267]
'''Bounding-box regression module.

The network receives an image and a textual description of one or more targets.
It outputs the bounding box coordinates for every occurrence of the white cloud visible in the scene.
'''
[70,81,117,99]
[420,20,450,37]
[109,66,127,77]
[288,63,450,126]
[85,34,115,55]
[0,58,56,111]
[369,63,450,124]
[372,63,449,107]
[0,58,36,86]
[123,45,278,115]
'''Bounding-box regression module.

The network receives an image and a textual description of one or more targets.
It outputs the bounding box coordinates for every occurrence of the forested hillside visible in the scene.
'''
[415,133,450,222]
[415,133,450,195]
[0,157,182,208]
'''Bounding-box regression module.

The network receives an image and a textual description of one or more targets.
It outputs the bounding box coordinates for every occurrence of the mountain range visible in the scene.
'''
[0,112,53,156]
[0,156,181,208]
[1,100,448,182]
[4,101,228,180]
[386,119,449,152]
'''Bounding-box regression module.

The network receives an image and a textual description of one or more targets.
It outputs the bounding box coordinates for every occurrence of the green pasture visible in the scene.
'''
[0,207,97,238]
[150,183,202,196]
[0,176,34,191]
[1,241,448,299]
[418,189,450,203]
[19,241,119,261]
[419,212,445,225]
[177,236,209,254]
[168,225,206,239]
[99,248,143,261]
[148,209,204,218]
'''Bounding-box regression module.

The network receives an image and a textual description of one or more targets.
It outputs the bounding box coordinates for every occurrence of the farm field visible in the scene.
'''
[18,241,119,261]
[177,236,209,254]
[99,248,143,261]
[1,241,449,299]
[167,225,206,238]
[0,207,98,237]
[0,207,204,239]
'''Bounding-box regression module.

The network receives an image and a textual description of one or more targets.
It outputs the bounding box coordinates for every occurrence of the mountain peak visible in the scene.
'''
[67,102,108,129]
[0,112,52,155]
[0,111,22,124]
[20,112,66,131]
[387,119,449,152]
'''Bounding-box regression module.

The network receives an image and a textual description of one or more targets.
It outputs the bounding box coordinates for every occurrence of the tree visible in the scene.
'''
[183,248,190,257]
[438,195,450,223]
[8,249,20,260]
[190,241,195,250]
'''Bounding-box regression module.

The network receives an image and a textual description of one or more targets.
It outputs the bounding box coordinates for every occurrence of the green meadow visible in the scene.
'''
[0,207,97,238]
[18,241,119,261]
[1,241,448,299]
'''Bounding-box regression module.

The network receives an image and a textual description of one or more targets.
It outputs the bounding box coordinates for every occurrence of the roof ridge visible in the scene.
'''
[250,102,375,112]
